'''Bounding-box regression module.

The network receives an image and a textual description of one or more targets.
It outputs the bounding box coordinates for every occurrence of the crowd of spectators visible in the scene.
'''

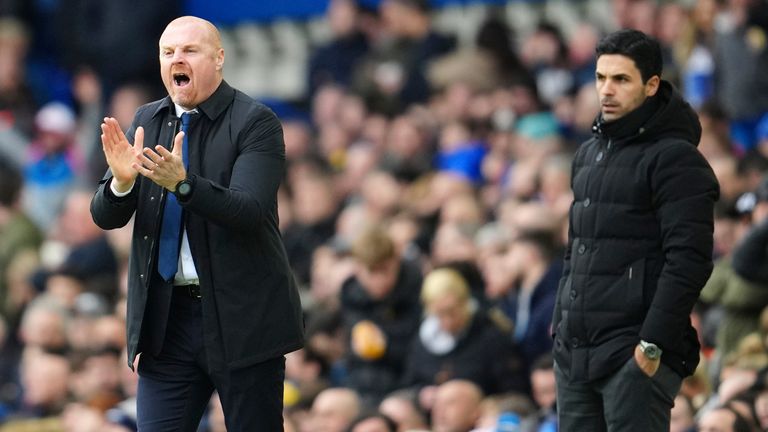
[1,0,768,431]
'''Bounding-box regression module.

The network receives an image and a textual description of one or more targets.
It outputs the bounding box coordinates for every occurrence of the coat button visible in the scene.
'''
[583,198,591,207]
[168,121,173,127]
[578,244,586,254]
[571,337,580,347]
[150,196,155,201]
[140,274,144,279]
[596,151,604,162]
[143,235,148,240]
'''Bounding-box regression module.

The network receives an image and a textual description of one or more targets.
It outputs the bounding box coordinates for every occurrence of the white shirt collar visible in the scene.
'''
[174,104,199,118]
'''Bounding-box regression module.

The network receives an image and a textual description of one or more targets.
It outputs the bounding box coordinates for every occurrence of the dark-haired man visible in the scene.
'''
[552,29,719,430]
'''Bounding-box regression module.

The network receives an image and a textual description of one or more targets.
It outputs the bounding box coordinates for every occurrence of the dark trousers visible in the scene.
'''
[555,356,681,432]
[136,289,286,431]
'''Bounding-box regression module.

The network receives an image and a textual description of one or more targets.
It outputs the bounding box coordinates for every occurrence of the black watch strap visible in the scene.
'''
[174,177,193,200]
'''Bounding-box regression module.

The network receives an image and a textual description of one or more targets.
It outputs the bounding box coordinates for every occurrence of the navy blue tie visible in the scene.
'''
[158,112,191,281]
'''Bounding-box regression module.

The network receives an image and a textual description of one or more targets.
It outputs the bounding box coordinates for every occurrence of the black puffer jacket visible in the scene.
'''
[553,81,719,382]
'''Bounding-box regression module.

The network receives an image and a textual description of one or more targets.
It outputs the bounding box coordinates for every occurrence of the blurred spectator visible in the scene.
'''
[475,17,532,89]
[434,121,488,185]
[68,347,122,412]
[472,392,537,432]
[33,189,119,310]
[710,155,748,204]
[428,17,532,94]
[697,100,733,161]
[283,118,314,162]
[284,347,331,412]
[520,22,572,107]
[510,111,563,169]
[697,404,753,432]
[378,389,428,432]
[714,0,768,152]
[566,81,601,143]
[681,38,716,111]
[402,268,527,398]
[493,230,560,369]
[700,179,768,360]
[430,379,483,432]
[610,0,656,34]
[733,176,768,284]
[568,22,599,90]
[358,170,403,224]
[340,225,422,405]
[379,114,433,183]
[352,0,455,115]
[0,17,36,138]
[713,199,744,261]
[17,350,70,419]
[308,243,355,307]
[304,387,361,432]
[538,153,573,219]
[304,304,348,388]
[60,402,109,432]
[670,393,696,432]
[22,102,82,232]
[55,0,179,96]
[110,347,138,430]
[17,295,70,354]
[529,354,557,432]
[283,160,340,286]
[438,192,484,229]
[346,411,398,432]
[308,0,370,97]
[430,222,479,268]
[0,157,42,320]
[78,79,154,183]
[336,142,379,199]
[655,2,689,87]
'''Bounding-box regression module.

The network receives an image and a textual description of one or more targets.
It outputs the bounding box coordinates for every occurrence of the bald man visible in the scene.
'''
[308,387,361,432]
[91,16,303,431]
[430,380,483,432]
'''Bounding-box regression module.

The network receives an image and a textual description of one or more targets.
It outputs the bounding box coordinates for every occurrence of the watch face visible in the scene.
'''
[178,182,191,196]
[643,344,661,359]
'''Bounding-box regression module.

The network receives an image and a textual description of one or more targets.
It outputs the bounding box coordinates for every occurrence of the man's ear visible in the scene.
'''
[216,48,225,71]
[645,75,660,97]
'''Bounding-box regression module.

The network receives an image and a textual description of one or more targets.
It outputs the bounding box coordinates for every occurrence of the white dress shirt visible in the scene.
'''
[110,104,199,285]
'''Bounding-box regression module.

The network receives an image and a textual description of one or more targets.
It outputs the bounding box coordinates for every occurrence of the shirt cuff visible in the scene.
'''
[110,179,135,197]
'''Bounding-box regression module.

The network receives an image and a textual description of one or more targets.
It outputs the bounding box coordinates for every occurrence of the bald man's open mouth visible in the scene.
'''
[173,73,190,87]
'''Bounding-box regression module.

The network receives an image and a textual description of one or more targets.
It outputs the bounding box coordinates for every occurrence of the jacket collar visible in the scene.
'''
[151,80,236,120]
[591,80,701,146]
[592,92,661,141]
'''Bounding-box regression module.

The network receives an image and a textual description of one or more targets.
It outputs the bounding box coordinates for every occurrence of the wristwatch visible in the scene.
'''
[174,177,194,200]
[639,340,662,360]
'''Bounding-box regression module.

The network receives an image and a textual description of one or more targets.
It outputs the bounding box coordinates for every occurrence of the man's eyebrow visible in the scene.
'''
[159,43,201,50]
[595,71,632,80]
